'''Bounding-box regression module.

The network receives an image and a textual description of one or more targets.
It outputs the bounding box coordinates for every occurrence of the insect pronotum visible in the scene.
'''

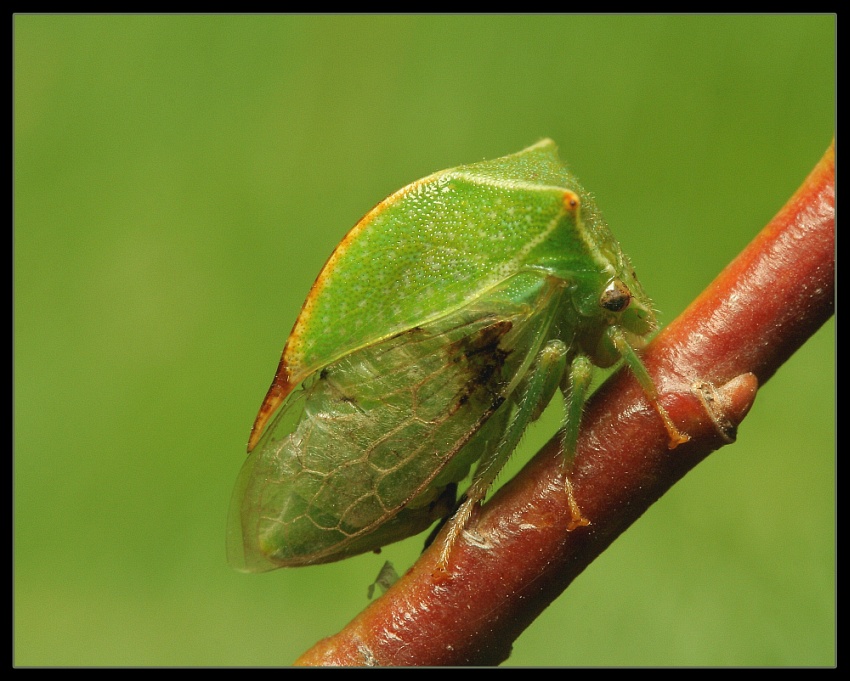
[227,139,688,572]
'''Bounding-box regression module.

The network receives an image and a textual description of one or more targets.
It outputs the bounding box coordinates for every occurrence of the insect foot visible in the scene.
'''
[434,497,481,576]
[563,474,591,532]
[656,401,691,450]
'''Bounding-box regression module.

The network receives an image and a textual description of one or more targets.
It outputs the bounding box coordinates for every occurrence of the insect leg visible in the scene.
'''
[559,353,594,531]
[609,327,690,448]
[437,339,569,571]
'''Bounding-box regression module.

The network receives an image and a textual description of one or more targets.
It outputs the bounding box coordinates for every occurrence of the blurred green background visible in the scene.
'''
[14,15,834,667]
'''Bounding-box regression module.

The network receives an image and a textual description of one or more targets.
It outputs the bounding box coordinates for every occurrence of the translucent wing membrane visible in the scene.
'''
[228,272,563,570]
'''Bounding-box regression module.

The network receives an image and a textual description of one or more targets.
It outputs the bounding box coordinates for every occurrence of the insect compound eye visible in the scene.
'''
[599,279,632,312]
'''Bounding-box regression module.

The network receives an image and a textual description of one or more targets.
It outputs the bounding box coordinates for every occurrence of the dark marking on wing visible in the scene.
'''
[447,320,513,413]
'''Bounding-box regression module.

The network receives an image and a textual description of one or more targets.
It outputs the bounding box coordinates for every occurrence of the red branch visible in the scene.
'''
[295,142,835,667]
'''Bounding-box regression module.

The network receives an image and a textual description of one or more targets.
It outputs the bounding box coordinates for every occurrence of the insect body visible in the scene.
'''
[228,139,687,572]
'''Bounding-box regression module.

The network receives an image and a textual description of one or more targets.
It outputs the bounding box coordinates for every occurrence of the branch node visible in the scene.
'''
[691,373,759,444]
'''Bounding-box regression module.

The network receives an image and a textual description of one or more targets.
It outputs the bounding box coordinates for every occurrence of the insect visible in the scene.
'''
[227,139,688,573]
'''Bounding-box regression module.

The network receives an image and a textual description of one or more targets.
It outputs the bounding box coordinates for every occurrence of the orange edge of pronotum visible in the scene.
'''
[246,174,438,453]
[247,362,295,452]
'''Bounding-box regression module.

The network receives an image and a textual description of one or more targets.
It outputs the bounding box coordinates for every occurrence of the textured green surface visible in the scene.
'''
[14,14,834,666]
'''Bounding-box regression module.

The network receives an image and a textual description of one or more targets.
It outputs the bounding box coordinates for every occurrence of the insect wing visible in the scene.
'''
[228,272,560,571]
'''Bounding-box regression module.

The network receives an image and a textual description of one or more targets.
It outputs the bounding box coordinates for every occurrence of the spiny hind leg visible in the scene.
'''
[436,339,569,572]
